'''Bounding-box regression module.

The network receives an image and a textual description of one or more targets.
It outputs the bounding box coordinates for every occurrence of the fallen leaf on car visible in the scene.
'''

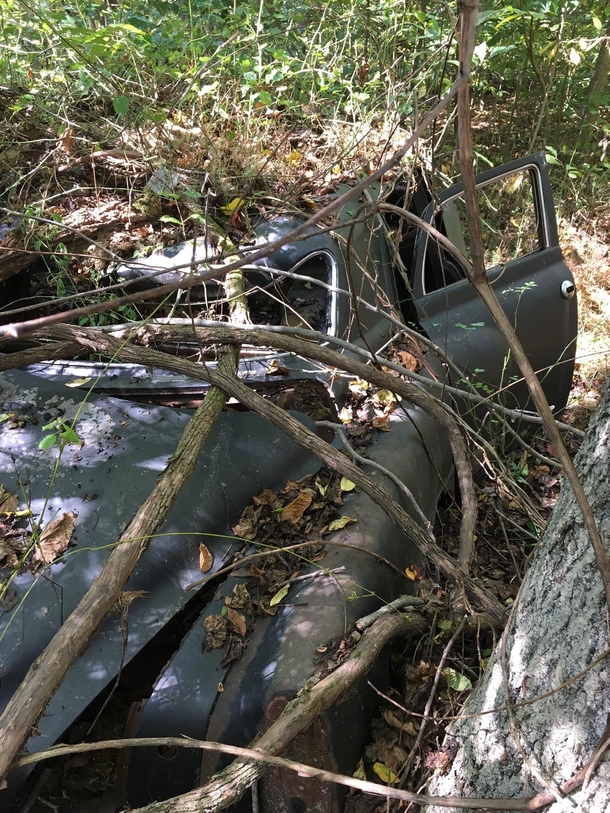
[266,358,289,376]
[327,515,357,532]
[32,512,76,564]
[65,377,91,388]
[0,486,18,515]
[353,758,366,780]
[340,477,356,492]
[373,389,397,407]
[226,607,247,636]
[269,582,290,606]
[199,543,213,573]
[281,490,313,524]
[372,415,391,431]
[405,563,425,581]
[202,614,228,649]
[339,406,352,423]
[397,350,418,371]
[348,378,369,397]
[253,488,278,506]
[372,762,399,784]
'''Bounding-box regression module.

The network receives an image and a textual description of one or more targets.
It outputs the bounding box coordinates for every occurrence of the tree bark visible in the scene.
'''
[584,25,610,120]
[425,376,610,812]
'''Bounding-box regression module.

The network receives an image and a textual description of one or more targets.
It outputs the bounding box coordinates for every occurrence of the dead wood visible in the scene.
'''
[0,199,151,283]
[455,0,610,608]
[0,341,82,371]
[125,611,432,813]
[26,323,506,625]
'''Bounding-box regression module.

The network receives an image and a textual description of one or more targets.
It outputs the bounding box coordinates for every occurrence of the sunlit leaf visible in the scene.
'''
[353,759,366,781]
[569,47,581,65]
[443,668,472,692]
[373,762,399,784]
[39,434,57,450]
[592,15,602,32]
[340,477,356,492]
[221,197,245,215]
[199,543,213,573]
[65,378,91,388]
[269,582,290,606]
[327,515,357,532]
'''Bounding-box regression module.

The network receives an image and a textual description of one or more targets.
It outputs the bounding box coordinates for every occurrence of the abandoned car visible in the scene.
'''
[0,152,577,811]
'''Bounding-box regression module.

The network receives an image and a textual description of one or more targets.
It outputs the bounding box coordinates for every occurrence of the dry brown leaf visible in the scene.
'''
[382,709,419,736]
[266,359,289,376]
[59,126,75,153]
[281,490,313,524]
[202,614,228,649]
[199,543,213,573]
[253,489,278,506]
[226,607,247,636]
[33,512,76,564]
[0,487,18,515]
[397,350,418,371]
[372,415,391,431]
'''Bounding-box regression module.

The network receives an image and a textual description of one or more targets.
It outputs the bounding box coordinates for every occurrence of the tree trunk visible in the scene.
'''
[425,378,610,812]
[585,25,610,112]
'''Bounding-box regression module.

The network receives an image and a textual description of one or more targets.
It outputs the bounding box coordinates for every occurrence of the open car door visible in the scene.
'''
[412,152,577,419]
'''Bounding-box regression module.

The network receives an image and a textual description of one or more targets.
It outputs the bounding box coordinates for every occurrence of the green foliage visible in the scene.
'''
[0,0,608,216]
[39,418,81,450]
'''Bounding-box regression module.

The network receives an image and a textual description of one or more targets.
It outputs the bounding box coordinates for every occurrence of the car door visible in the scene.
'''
[411,152,577,418]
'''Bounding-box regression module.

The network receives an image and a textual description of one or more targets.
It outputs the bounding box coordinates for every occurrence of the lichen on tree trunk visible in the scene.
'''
[426,380,610,812]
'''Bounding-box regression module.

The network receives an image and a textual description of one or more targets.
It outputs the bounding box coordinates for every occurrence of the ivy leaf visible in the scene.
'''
[39,434,58,450]
[113,95,130,116]
[443,668,472,692]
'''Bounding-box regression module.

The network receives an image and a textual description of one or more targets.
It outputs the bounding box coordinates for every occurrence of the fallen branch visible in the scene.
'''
[128,321,478,570]
[11,608,603,813]
[0,233,249,783]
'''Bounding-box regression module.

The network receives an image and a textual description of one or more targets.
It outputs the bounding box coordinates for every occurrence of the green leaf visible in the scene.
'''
[113,95,130,116]
[372,762,400,784]
[39,434,58,450]
[159,215,182,225]
[269,582,290,606]
[340,477,356,492]
[443,668,472,692]
[592,15,602,31]
[61,427,80,445]
[0,414,8,423]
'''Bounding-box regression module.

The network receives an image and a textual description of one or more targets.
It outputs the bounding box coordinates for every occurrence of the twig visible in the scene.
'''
[355,595,426,631]
[398,617,468,782]
[456,0,610,608]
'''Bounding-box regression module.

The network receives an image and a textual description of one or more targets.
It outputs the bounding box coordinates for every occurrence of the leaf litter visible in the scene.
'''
[201,468,354,657]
